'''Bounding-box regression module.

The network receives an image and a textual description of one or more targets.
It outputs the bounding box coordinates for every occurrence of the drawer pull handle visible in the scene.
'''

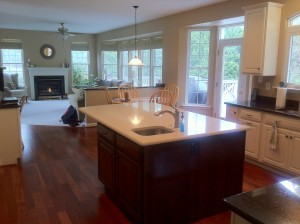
[102,132,108,136]
[246,114,252,117]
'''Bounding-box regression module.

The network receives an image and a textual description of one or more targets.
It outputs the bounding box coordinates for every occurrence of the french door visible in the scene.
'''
[214,38,249,118]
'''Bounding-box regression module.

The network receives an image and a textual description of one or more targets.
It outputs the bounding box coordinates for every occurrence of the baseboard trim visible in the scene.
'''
[245,157,295,179]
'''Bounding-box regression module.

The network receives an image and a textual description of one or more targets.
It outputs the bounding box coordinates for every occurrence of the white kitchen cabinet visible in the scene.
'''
[260,114,300,175]
[260,125,289,169]
[286,131,300,174]
[226,105,238,122]
[238,109,262,160]
[239,119,261,159]
[225,106,262,160]
[230,212,251,224]
[241,2,283,76]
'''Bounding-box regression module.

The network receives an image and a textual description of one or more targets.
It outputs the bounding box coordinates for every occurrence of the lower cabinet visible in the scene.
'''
[226,106,262,160]
[98,139,115,193]
[239,119,261,159]
[97,123,246,224]
[259,114,300,175]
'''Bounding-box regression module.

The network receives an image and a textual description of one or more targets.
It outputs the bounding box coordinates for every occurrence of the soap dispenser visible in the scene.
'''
[180,112,184,132]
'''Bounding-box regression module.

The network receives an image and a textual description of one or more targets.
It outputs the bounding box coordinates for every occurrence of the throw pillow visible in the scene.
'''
[98,79,112,87]
[11,73,19,88]
[3,73,12,86]
[7,82,17,90]
[111,79,123,87]
[72,87,84,97]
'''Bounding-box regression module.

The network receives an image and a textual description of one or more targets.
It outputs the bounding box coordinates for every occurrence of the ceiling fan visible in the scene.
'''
[57,23,75,40]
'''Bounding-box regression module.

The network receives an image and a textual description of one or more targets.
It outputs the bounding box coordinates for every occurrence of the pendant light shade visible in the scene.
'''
[129,6,144,66]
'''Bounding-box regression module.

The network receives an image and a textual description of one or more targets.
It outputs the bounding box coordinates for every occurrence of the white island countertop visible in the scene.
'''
[79,102,249,146]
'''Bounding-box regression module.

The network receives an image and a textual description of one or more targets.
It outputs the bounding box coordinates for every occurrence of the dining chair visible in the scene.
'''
[19,95,26,150]
[164,83,179,106]
[118,83,138,100]
[105,87,113,104]
[149,90,173,106]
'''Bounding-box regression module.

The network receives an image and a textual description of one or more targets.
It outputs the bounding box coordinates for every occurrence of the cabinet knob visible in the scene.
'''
[257,68,260,70]
[290,136,293,139]
[286,135,289,138]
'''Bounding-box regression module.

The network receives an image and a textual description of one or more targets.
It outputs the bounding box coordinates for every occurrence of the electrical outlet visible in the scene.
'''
[265,82,271,91]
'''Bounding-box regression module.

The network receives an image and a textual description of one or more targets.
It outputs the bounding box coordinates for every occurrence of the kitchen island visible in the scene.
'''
[79,102,249,223]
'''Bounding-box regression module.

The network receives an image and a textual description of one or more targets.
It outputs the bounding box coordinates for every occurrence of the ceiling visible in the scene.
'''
[0,0,229,34]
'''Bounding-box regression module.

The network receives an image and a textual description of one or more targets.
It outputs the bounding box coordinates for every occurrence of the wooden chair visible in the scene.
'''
[105,88,113,104]
[164,83,179,106]
[19,95,27,150]
[118,83,138,100]
[19,95,27,113]
[149,90,173,106]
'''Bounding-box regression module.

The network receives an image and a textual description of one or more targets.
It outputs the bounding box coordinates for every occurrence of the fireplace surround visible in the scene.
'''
[34,76,64,100]
[28,67,69,100]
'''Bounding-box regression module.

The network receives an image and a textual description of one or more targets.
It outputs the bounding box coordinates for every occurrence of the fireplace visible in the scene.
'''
[27,67,69,100]
[34,76,65,100]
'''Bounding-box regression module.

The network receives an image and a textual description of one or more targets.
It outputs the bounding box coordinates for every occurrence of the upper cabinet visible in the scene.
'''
[241,2,283,76]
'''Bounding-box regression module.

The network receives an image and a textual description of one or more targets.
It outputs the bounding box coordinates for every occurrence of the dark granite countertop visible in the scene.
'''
[224,176,300,224]
[225,96,300,119]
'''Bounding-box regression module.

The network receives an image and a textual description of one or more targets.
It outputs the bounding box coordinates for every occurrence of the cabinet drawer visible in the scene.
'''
[239,109,262,122]
[97,123,115,145]
[116,135,142,163]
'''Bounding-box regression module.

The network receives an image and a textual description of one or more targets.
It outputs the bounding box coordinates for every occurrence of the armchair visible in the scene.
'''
[3,73,27,99]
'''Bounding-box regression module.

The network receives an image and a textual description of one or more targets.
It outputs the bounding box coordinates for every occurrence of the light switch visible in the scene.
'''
[265,82,271,91]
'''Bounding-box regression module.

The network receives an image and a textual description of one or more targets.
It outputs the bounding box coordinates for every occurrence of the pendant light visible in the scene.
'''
[129,6,144,66]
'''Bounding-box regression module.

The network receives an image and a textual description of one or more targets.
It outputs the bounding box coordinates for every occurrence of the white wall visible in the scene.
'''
[0,29,97,97]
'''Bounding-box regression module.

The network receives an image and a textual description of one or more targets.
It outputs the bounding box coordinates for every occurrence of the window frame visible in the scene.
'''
[0,48,25,87]
[71,50,90,85]
[283,13,300,84]
[100,37,163,87]
[185,28,213,106]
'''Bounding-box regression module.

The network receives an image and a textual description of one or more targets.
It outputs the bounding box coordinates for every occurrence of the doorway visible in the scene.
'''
[214,25,249,119]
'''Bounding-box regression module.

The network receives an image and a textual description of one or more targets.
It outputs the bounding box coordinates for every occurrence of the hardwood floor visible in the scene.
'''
[0,125,287,224]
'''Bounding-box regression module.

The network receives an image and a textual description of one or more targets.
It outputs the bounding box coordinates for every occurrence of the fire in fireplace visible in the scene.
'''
[34,76,65,100]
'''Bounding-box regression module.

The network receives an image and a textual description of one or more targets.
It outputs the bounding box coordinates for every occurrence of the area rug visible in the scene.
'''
[21,99,74,126]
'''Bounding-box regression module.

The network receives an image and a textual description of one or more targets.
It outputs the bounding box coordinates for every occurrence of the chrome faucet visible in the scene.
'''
[154,106,180,128]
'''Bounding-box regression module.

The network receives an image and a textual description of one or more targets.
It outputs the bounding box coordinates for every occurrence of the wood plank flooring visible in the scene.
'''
[0,125,288,224]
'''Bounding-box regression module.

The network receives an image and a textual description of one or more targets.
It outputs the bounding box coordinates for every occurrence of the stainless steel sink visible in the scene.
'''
[132,126,175,136]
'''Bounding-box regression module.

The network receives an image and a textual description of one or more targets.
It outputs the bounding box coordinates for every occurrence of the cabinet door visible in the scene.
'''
[143,140,198,224]
[197,132,245,219]
[116,151,142,222]
[242,7,265,74]
[226,105,239,122]
[239,119,261,159]
[98,139,115,193]
[287,131,300,174]
[260,125,289,169]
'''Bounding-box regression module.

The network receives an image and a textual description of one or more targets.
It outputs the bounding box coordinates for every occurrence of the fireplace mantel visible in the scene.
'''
[28,67,69,100]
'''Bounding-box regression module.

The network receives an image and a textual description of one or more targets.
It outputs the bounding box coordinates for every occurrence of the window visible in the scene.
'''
[0,43,25,87]
[285,14,300,84]
[219,24,244,40]
[71,43,90,85]
[100,37,163,87]
[102,51,118,80]
[187,30,211,105]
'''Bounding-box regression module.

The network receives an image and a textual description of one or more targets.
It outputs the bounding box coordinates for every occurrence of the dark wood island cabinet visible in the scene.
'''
[97,122,246,224]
